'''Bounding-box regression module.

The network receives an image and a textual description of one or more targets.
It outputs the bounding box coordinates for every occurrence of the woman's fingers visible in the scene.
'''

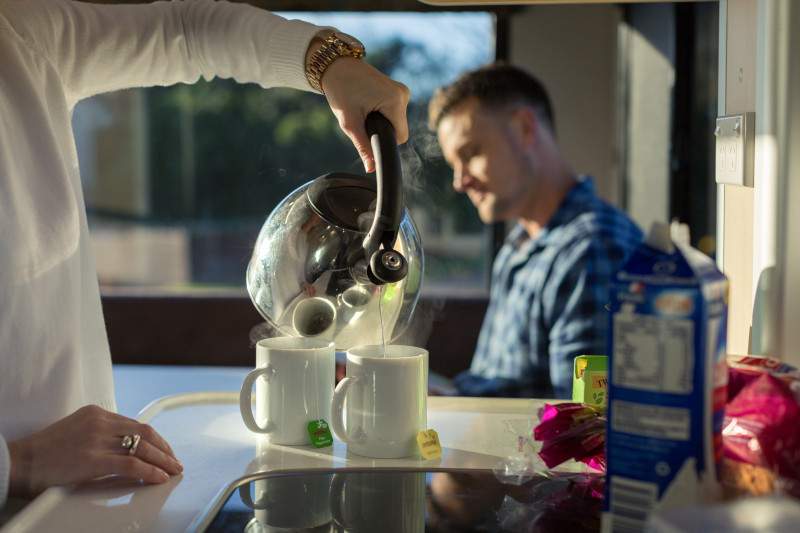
[120,435,183,476]
[7,405,182,498]
[115,418,180,463]
[321,58,410,173]
[107,453,171,485]
[105,411,184,478]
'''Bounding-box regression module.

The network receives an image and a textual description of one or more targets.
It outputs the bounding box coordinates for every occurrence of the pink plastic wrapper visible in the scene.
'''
[533,402,606,471]
[723,372,800,483]
[533,403,603,441]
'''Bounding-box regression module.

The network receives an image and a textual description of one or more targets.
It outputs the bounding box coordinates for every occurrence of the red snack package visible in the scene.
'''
[727,355,800,401]
[723,372,800,483]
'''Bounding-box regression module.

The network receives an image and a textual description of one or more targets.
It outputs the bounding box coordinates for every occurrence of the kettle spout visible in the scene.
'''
[367,248,408,285]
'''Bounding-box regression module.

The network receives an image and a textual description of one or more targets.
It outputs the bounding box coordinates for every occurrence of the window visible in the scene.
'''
[74,11,496,296]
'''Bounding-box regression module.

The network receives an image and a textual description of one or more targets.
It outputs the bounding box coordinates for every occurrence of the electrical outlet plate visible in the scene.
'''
[715,112,755,187]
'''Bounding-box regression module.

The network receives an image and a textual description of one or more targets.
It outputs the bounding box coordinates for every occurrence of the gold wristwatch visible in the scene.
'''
[305,31,366,94]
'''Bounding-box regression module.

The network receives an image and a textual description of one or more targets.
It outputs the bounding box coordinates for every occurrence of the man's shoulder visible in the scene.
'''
[557,179,641,236]
[555,200,642,244]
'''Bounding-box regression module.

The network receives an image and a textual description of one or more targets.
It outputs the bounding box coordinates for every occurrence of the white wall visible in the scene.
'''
[622,3,674,234]
[718,0,799,363]
[508,5,622,206]
[770,0,800,366]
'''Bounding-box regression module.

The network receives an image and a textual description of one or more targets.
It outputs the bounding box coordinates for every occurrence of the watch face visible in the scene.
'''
[333,32,365,53]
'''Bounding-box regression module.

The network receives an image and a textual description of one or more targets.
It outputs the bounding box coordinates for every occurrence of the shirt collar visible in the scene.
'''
[506,176,596,249]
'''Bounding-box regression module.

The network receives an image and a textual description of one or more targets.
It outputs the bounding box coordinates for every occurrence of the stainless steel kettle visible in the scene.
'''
[246,112,423,350]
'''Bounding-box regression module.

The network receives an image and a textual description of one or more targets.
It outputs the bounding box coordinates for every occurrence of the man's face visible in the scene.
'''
[436,97,535,224]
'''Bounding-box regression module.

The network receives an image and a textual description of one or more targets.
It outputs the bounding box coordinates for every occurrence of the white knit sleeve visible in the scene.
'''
[3,0,333,104]
[0,433,9,510]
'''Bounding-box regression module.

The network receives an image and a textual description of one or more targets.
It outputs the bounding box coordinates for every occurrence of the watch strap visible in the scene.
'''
[305,32,366,94]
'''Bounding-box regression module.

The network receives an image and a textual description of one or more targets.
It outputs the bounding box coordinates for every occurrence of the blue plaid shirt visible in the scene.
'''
[453,177,643,399]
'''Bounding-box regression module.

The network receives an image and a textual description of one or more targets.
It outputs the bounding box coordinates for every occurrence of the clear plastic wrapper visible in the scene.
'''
[496,472,605,533]
[486,402,616,531]
[493,401,605,487]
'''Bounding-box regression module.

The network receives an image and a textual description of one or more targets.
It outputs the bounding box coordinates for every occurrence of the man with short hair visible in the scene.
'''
[429,62,642,398]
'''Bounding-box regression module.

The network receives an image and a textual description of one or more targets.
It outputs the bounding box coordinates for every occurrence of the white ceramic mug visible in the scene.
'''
[240,473,333,530]
[330,344,428,458]
[329,471,425,533]
[240,337,335,445]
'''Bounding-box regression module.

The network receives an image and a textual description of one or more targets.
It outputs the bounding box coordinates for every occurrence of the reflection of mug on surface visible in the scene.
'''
[330,345,428,458]
[330,472,425,533]
[240,337,334,445]
[240,474,333,531]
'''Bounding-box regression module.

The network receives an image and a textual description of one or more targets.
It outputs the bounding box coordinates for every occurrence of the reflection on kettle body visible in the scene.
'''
[293,297,337,337]
[338,285,373,325]
[246,113,423,351]
[302,219,348,287]
[246,179,422,349]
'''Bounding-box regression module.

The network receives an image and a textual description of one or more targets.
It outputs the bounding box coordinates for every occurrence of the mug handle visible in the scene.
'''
[328,472,349,528]
[239,366,276,434]
[238,479,271,510]
[238,483,260,510]
[330,375,366,445]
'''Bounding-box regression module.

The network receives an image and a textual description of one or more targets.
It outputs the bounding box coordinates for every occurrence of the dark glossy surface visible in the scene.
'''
[195,468,604,532]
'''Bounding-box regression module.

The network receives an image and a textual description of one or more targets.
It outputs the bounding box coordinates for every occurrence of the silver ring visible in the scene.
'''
[121,434,141,456]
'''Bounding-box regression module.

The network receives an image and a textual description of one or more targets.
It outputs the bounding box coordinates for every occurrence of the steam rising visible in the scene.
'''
[394,114,449,347]
[399,113,443,192]
[249,321,284,347]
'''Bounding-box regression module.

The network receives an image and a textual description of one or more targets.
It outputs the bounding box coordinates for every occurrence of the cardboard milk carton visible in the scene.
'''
[601,222,729,532]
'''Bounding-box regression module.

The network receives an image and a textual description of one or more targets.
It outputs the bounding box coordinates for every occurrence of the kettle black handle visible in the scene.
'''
[362,111,408,284]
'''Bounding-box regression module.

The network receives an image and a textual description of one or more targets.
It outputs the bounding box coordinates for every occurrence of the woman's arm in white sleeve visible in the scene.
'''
[0,0,408,168]
[4,0,326,103]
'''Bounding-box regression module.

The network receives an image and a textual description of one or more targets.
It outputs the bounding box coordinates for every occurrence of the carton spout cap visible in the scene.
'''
[645,221,676,254]
[670,218,691,247]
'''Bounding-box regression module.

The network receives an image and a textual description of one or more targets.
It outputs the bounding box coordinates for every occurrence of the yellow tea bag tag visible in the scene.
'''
[417,429,442,460]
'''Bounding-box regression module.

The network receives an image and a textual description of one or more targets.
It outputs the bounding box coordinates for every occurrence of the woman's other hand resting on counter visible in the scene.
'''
[7,405,182,499]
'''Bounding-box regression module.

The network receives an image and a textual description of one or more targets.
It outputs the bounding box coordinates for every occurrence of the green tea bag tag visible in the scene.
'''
[417,429,442,460]
[307,419,333,448]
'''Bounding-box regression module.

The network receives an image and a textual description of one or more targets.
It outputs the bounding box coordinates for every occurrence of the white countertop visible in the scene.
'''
[112,364,253,418]
[1,365,548,533]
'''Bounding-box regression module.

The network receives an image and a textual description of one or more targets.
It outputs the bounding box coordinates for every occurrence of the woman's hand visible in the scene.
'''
[320,57,410,173]
[7,405,183,499]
